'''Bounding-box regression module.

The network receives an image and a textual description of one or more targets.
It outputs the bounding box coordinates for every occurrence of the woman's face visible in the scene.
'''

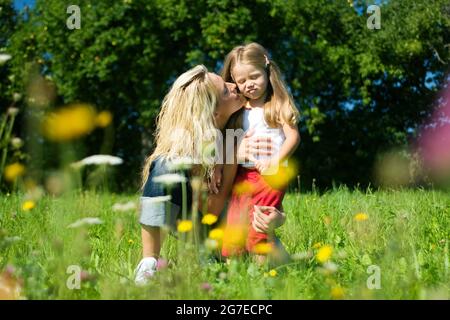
[210,73,244,120]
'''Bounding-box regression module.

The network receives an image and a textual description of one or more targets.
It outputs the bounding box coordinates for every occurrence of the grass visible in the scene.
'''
[0,187,449,299]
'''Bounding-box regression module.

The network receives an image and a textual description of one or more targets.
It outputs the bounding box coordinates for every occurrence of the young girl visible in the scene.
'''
[220,42,300,263]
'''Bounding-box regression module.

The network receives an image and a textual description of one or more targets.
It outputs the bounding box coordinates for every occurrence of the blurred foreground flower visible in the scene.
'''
[68,217,103,228]
[330,286,345,299]
[3,163,25,182]
[153,173,187,185]
[417,84,450,179]
[316,245,333,263]
[10,137,23,149]
[200,282,213,292]
[0,53,12,66]
[201,213,218,225]
[21,200,35,211]
[232,181,255,195]
[318,261,339,275]
[167,157,194,171]
[95,111,113,128]
[253,243,273,255]
[208,228,224,241]
[262,161,298,190]
[71,155,123,168]
[177,220,193,233]
[112,201,137,212]
[354,212,369,221]
[42,104,97,141]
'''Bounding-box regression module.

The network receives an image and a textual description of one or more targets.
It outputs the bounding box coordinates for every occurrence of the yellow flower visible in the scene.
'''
[42,104,97,141]
[269,269,277,277]
[354,212,369,221]
[316,245,333,263]
[233,181,255,195]
[201,213,218,225]
[128,239,134,245]
[4,163,25,182]
[253,243,273,255]
[177,220,193,233]
[96,111,112,128]
[262,161,298,190]
[208,228,224,241]
[312,242,322,249]
[331,286,345,299]
[22,200,36,211]
[223,225,246,247]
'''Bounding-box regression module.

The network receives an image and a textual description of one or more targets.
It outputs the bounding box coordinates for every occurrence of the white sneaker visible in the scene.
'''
[134,257,157,286]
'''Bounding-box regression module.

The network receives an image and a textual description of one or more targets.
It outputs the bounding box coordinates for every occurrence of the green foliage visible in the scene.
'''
[3,0,450,190]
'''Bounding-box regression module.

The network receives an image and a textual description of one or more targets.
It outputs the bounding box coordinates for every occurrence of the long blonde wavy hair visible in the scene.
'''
[141,65,218,188]
[222,42,299,129]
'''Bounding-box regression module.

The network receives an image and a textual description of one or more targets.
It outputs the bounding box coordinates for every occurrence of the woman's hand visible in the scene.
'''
[208,165,222,194]
[237,129,274,164]
[252,205,286,234]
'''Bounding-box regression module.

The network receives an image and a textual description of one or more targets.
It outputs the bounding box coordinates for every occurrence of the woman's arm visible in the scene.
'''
[207,162,237,216]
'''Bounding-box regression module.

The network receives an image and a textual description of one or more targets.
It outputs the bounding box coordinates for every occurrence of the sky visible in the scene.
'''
[13,0,35,11]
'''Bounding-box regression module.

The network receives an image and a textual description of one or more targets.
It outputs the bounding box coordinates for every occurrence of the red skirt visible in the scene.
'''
[221,166,285,257]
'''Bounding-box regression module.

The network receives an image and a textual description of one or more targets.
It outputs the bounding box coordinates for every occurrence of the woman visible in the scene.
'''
[135,65,285,285]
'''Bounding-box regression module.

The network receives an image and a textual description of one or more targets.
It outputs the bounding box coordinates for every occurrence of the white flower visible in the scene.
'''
[10,137,23,149]
[153,173,187,185]
[71,155,123,168]
[167,157,195,170]
[291,251,313,261]
[68,217,103,228]
[0,53,12,65]
[141,195,172,204]
[112,201,137,212]
[7,108,19,116]
[13,93,22,102]
[4,236,21,243]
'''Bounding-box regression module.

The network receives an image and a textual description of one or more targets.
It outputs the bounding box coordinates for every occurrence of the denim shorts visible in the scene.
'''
[139,157,193,230]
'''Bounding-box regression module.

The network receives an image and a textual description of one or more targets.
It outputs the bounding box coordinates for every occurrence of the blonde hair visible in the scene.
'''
[222,42,300,128]
[141,65,218,188]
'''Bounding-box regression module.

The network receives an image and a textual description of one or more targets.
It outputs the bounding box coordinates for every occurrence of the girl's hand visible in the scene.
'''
[237,129,274,164]
[255,158,276,174]
[252,205,286,234]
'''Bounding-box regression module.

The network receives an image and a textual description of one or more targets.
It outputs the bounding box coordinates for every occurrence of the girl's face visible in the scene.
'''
[232,63,268,101]
[210,73,244,119]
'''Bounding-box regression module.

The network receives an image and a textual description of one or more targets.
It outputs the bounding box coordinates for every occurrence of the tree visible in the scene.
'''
[5,0,450,191]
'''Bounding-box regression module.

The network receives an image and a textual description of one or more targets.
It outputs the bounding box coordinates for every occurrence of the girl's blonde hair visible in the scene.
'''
[141,65,218,188]
[222,42,299,128]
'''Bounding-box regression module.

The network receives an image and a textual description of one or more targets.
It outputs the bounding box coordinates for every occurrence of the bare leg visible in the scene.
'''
[141,225,161,258]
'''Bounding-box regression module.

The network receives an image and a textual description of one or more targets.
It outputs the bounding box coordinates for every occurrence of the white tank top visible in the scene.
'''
[242,106,287,168]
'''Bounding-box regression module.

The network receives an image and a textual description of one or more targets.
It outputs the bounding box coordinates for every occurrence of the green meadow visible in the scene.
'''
[1,188,448,299]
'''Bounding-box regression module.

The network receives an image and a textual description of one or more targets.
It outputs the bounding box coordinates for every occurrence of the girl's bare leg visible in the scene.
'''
[141,225,161,258]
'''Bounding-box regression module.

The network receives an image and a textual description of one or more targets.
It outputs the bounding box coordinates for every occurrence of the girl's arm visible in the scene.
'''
[277,122,301,162]
[255,122,300,173]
